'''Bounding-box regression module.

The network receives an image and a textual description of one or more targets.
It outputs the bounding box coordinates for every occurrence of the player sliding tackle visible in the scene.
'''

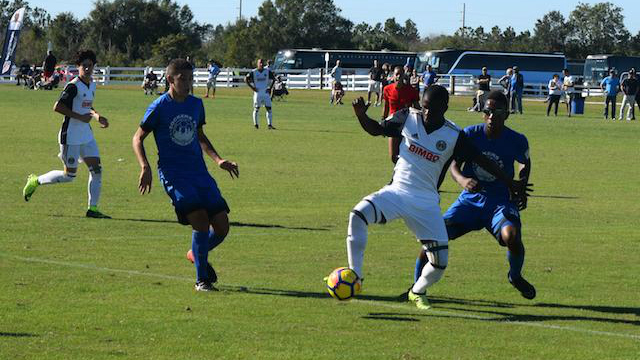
[349,85,529,310]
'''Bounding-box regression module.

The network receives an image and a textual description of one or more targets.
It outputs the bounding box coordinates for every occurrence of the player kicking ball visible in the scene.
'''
[413,90,536,299]
[349,85,527,309]
[132,59,239,292]
[22,50,111,218]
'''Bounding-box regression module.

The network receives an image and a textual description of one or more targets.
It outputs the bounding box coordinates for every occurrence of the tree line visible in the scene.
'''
[1,0,639,68]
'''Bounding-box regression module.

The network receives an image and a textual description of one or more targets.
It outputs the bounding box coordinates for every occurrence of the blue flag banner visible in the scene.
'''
[1,7,26,76]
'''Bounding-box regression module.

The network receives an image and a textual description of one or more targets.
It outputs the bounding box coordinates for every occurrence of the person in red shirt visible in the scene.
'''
[382,66,420,118]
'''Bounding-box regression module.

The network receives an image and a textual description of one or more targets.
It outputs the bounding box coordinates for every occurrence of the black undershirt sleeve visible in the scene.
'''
[58,83,77,109]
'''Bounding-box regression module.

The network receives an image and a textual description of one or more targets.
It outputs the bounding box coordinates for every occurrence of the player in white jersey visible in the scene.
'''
[22,50,111,218]
[348,85,525,309]
[245,58,276,129]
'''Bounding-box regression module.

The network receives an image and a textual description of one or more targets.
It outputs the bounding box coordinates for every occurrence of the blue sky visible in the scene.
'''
[25,0,640,36]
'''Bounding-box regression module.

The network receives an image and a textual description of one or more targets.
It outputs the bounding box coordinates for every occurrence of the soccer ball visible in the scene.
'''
[326,267,361,301]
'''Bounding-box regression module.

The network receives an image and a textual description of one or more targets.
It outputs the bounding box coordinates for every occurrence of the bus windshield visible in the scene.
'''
[415,53,440,73]
[274,51,296,70]
[583,58,609,85]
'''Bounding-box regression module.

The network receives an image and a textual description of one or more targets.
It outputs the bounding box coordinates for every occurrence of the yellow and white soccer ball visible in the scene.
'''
[326,267,361,301]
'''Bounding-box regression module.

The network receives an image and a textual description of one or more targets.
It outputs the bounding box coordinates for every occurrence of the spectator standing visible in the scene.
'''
[367,59,383,106]
[43,51,57,80]
[547,74,562,116]
[600,70,620,120]
[562,68,576,117]
[476,66,491,111]
[619,68,638,121]
[499,68,513,110]
[329,60,342,104]
[509,66,524,114]
[409,68,420,91]
[381,63,391,90]
[422,64,438,87]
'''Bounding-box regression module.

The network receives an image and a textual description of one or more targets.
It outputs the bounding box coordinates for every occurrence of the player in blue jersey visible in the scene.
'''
[413,90,535,299]
[205,60,221,99]
[132,58,239,292]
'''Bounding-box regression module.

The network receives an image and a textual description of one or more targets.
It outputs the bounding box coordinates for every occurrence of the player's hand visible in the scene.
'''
[138,167,152,195]
[460,177,480,192]
[352,97,370,116]
[97,115,109,128]
[218,160,239,179]
[510,179,533,210]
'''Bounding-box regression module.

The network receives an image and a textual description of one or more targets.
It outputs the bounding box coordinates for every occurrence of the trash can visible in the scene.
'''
[571,95,585,115]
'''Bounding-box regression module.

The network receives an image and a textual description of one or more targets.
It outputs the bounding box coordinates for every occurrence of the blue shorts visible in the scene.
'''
[443,196,521,246]
[159,170,230,226]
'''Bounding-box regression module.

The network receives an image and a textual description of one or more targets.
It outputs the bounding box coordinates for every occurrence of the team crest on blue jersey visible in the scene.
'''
[472,151,503,182]
[169,114,196,146]
[436,140,447,151]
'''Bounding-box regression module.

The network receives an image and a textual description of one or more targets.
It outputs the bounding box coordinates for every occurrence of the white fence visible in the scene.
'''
[1,66,598,97]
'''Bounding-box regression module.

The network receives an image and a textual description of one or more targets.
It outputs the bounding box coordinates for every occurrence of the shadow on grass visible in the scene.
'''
[220,285,401,302]
[363,295,640,326]
[0,332,38,338]
[218,285,638,326]
[49,215,329,231]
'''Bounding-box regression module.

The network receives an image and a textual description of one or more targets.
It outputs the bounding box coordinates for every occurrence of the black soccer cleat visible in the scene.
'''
[267,125,276,130]
[195,280,218,292]
[254,124,259,129]
[508,273,536,300]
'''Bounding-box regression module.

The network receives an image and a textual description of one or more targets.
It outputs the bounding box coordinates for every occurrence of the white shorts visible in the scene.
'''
[253,91,272,108]
[207,79,217,89]
[58,139,100,168]
[365,185,448,242]
[368,80,381,94]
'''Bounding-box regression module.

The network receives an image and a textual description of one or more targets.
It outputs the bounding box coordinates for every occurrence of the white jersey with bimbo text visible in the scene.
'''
[381,108,464,199]
[57,77,96,145]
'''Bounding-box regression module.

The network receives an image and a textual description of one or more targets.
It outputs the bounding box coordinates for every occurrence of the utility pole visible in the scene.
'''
[461,3,466,37]
[238,0,243,21]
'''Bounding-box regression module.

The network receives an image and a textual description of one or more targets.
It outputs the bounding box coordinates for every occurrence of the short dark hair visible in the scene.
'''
[166,58,193,76]
[423,84,449,110]
[486,90,508,109]
[562,68,569,72]
[74,50,97,66]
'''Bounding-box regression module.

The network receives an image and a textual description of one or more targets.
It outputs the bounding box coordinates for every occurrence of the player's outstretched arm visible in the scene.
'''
[449,159,480,192]
[132,127,153,194]
[197,128,239,179]
[352,97,384,136]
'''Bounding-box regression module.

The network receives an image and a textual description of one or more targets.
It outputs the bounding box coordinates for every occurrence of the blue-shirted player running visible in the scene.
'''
[414,90,536,299]
[133,58,239,292]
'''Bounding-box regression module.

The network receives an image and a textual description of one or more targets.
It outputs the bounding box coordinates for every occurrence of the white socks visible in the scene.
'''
[253,109,259,126]
[88,168,102,207]
[38,170,75,184]
[266,109,273,126]
[346,211,368,278]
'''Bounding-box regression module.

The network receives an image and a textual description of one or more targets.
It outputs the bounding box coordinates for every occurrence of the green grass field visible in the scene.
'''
[0,84,638,359]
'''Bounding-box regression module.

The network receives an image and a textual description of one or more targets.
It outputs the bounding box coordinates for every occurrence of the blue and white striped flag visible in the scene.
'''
[1,7,26,76]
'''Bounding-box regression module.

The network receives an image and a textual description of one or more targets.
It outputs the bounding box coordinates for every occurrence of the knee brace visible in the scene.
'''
[421,240,449,270]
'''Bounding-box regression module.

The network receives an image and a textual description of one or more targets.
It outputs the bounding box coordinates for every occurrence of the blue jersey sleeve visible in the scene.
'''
[515,135,529,163]
[140,101,159,132]
[198,98,206,127]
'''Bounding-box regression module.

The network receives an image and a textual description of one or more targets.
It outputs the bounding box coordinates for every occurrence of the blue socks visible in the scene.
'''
[507,243,525,280]
[191,231,210,281]
[414,255,428,283]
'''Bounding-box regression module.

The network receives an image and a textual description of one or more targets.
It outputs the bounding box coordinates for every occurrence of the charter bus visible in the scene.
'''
[583,55,640,87]
[414,49,567,84]
[273,49,416,72]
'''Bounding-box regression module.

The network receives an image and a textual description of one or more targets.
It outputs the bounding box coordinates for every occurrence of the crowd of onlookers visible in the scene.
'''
[15,51,63,91]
